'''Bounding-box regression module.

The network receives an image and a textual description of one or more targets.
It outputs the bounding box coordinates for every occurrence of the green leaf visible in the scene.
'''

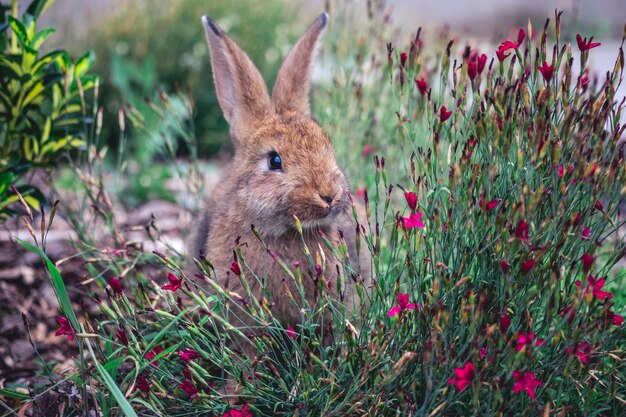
[0,388,30,400]
[16,239,79,331]
[26,0,56,19]
[7,16,28,44]
[31,27,55,50]
[0,172,14,198]
[85,340,138,417]
[74,50,95,77]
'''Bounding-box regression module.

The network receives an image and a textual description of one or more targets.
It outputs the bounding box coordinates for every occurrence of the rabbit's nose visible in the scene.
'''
[319,193,334,206]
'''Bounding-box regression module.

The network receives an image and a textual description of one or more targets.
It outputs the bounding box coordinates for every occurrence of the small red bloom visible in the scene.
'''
[178,379,198,399]
[581,253,594,272]
[161,273,183,292]
[515,332,544,352]
[607,309,623,326]
[575,275,613,301]
[108,277,123,295]
[221,404,253,417]
[566,341,591,364]
[557,165,564,177]
[400,52,407,67]
[145,345,166,366]
[500,313,511,333]
[55,317,75,341]
[538,61,554,83]
[116,328,129,346]
[362,144,374,157]
[388,292,419,317]
[135,375,150,393]
[439,105,452,123]
[447,361,475,391]
[581,226,591,240]
[515,219,529,240]
[415,77,429,94]
[512,370,542,399]
[576,34,601,52]
[178,348,202,362]
[594,200,604,212]
[496,47,510,62]
[230,261,241,276]
[500,260,510,274]
[496,28,525,61]
[521,259,535,275]
[485,200,500,211]
[400,212,425,229]
[468,52,487,80]
[404,191,418,210]
[286,326,297,340]
[561,305,576,323]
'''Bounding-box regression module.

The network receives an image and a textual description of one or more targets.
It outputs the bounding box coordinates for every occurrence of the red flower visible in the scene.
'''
[400,212,425,229]
[561,305,576,323]
[400,52,407,67]
[607,309,623,326]
[230,261,241,276]
[515,219,529,240]
[162,273,183,292]
[388,292,419,317]
[521,259,535,275]
[468,52,487,80]
[178,348,202,362]
[557,165,564,177]
[566,341,591,364]
[575,275,613,301]
[362,144,374,157]
[108,277,123,295]
[581,226,591,240]
[439,105,452,123]
[178,379,198,399]
[145,345,166,366]
[286,326,297,340]
[512,370,542,399]
[594,200,604,212]
[221,404,253,417]
[576,34,601,52]
[404,191,418,210]
[55,317,75,341]
[515,332,544,352]
[538,61,554,83]
[485,200,500,211]
[415,77,429,94]
[447,361,475,391]
[500,260,510,274]
[134,375,150,393]
[496,28,525,61]
[116,328,129,346]
[500,313,511,332]
[581,253,594,272]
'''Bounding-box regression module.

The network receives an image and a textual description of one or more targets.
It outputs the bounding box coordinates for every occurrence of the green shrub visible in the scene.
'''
[0,0,95,219]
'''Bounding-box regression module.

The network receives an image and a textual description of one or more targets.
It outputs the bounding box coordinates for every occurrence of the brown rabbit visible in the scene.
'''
[197,13,370,344]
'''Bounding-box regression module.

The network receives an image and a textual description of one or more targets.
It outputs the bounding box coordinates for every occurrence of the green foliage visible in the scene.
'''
[0,0,95,219]
[73,0,296,159]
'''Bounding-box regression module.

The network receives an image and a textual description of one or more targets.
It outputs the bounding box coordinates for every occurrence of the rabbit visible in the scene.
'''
[196,12,371,350]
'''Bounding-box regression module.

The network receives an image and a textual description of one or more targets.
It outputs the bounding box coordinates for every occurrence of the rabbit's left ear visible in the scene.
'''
[272,13,328,117]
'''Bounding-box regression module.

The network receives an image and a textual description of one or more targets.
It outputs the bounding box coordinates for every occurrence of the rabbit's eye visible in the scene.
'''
[268,151,283,170]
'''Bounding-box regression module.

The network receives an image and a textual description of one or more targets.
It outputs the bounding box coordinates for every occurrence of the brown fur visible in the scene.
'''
[198,13,370,333]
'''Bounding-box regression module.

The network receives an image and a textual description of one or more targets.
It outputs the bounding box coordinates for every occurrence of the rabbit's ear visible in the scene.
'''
[272,13,328,117]
[202,16,272,144]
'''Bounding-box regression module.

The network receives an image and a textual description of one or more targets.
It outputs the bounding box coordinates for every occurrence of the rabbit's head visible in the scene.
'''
[203,14,350,238]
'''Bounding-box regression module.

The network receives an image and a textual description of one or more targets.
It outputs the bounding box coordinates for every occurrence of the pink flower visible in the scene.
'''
[538,61,554,83]
[362,144,374,157]
[581,226,591,240]
[55,317,75,341]
[388,292,419,317]
[500,313,511,333]
[145,345,166,366]
[496,47,510,62]
[401,212,425,229]
[116,328,129,346]
[515,332,544,352]
[178,348,202,362]
[108,277,123,295]
[447,361,475,391]
[485,200,500,211]
[221,404,253,417]
[566,342,591,364]
[496,28,525,61]
[178,379,198,399]
[521,259,535,275]
[515,219,529,240]
[500,260,510,274]
[575,275,613,301]
[594,200,604,212]
[230,261,241,276]
[561,305,576,323]
[576,34,601,52]
[607,309,623,326]
[286,326,297,340]
[134,375,150,393]
[162,273,183,292]
[512,370,542,399]
[581,253,594,272]
[400,52,408,67]
[439,105,452,123]
[468,51,487,80]
[415,77,429,94]
[557,165,564,177]
[404,191,418,210]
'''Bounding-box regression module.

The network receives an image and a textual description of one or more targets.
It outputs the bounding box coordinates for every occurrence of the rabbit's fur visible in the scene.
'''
[197,13,370,333]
